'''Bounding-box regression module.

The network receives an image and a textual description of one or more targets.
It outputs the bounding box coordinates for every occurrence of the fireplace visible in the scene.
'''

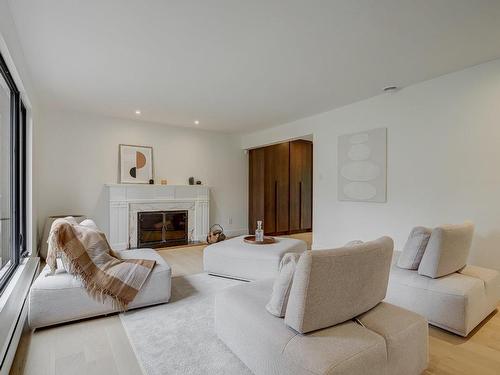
[137,210,188,248]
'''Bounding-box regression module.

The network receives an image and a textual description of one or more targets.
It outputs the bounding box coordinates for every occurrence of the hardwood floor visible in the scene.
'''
[10,315,143,375]
[157,245,205,278]
[10,232,500,374]
[425,310,500,375]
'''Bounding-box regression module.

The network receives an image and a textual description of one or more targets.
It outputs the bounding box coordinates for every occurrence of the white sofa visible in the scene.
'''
[29,249,171,329]
[386,251,500,336]
[216,238,428,375]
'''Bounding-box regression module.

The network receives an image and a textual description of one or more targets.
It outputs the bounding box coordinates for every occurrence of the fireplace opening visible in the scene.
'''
[137,210,188,248]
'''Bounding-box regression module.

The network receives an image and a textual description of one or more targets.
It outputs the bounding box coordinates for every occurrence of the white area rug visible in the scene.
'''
[120,273,252,375]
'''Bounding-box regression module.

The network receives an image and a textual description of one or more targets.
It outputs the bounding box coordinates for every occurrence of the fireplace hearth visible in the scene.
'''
[137,210,188,248]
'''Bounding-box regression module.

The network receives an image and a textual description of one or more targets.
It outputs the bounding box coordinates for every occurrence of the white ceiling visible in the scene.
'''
[8,0,500,132]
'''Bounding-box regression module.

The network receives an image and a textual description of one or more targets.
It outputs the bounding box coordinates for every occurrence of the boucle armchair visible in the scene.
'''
[29,249,171,329]
[386,222,500,336]
[215,237,428,375]
[386,252,499,336]
[28,219,171,329]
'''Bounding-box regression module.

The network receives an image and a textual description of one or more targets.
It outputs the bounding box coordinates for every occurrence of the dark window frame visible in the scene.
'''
[0,51,27,293]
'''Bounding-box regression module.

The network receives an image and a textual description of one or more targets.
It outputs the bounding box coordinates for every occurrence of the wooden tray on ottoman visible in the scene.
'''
[243,235,276,245]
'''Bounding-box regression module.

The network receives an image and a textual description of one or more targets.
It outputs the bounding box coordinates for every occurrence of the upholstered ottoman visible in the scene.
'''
[203,235,307,280]
[29,249,171,329]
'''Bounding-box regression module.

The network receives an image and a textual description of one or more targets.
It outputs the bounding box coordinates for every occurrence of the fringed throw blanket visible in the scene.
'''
[46,218,155,310]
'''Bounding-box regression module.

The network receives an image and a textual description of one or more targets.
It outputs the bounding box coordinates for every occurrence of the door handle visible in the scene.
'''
[299,181,302,229]
[275,180,278,232]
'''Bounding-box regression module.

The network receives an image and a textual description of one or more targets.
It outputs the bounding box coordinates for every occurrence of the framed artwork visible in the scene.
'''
[119,144,154,184]
[337,128,387,202]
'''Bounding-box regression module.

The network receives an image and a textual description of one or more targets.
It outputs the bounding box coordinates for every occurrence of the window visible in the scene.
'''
[0,51,27,293]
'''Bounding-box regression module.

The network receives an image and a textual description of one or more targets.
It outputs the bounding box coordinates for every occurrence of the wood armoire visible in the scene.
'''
[248,139,312,235]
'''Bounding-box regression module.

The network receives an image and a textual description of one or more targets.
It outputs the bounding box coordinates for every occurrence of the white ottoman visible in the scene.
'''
[203,235,307,281]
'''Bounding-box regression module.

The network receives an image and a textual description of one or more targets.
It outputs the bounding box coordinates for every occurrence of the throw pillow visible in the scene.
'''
[345,240,364,247]
[418,222,474,278]
[79,219,99,231]
[59,218,108,274]
[397,226,432,270]
[266,252,302,317]
[52,217,78,274]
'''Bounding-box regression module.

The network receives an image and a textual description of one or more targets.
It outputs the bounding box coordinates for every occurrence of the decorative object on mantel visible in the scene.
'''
[207,224,226,244]
[119,144,154,184]
[38,214,86,259]
[196,180,202,185]
[161,179,168,185]
[189,177,195,185]
[337,127,387,202]
[243,235,276,245]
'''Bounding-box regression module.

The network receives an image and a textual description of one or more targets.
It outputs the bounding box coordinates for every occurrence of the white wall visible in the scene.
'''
[0,2,39,372]
[36,110,248,239]
[242,59,500,270]
[0,0,38,254]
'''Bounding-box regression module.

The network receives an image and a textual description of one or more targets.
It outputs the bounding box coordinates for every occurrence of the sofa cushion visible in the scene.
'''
[266,252,301,317]
[397,226,431,270]
[216,279,388,375]
[59,218,104,274]
[357,302,428,375]
[344,240,364,247]
[29,248,171,329]
[418,222,474,278]
[285,237,393,334]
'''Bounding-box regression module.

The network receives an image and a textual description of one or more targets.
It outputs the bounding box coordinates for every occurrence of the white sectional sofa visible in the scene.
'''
[29,249,171,329]
[215,237,428,375]
[386,252,500,336]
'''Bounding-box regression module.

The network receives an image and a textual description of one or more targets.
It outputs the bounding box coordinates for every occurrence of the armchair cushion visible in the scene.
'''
[285,237,394,334]
[418,222,474,278]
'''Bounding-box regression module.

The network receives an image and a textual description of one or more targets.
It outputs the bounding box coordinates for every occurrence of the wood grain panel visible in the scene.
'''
[248,147,265,234]
[264,143,289,235]
[289,140,312,232]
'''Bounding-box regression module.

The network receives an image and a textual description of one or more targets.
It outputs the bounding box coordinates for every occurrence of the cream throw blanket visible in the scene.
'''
[46,218,156,310]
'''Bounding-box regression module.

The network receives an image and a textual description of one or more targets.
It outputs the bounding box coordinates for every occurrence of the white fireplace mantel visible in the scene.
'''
[104,184,209,250]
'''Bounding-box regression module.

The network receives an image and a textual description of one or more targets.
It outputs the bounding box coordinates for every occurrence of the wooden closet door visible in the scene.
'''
[264,142,290,234]
[289,140,312,232]
[248,147,265,234]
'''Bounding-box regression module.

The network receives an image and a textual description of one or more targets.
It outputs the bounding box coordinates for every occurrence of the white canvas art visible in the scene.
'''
[119,144,154,184]
[337,128,387,202]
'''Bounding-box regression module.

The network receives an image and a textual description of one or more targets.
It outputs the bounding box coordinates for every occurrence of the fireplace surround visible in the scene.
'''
[104,184,209,250]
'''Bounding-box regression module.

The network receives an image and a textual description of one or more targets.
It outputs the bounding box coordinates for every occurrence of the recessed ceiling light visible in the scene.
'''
[135,110,141,115]
[194,120,200,125]
[383,86,399,93]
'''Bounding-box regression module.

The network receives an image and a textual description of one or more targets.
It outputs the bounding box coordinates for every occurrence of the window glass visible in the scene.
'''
[0,72,11,281]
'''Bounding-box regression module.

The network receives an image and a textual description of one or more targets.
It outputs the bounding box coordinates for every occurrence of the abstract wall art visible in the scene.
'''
[337,128,387,202]
[119,144,154,184]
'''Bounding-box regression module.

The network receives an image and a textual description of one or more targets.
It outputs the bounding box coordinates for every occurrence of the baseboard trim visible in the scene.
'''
[224,229,247,238]
[0,257,39,375]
